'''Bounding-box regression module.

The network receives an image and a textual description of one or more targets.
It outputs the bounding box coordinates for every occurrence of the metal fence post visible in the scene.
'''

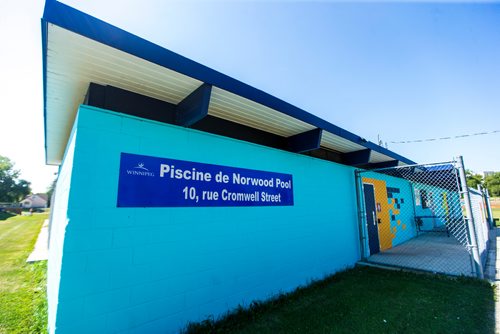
[484,188,494,228]
[477,184,489,229]
[354,170,367,260]
[457,156,484,279]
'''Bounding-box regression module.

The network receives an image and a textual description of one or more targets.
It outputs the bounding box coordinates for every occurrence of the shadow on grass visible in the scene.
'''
[0,210,15,221]
[183,266,495,334]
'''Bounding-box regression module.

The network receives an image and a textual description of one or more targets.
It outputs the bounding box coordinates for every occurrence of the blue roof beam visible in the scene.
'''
[175,83,212,127]
[343,149,371,167]
[286,128,322,153]
[368,160,400,169]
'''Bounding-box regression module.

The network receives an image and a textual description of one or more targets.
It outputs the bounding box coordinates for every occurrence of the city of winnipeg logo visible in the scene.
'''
[126,162,155,177]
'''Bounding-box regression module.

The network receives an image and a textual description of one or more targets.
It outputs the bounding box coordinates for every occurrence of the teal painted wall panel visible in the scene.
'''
[52,105,361,333]
[47,119,79,333]
[413,183,462,231]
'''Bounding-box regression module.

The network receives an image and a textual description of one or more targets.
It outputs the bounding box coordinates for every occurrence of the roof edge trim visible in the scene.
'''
[42,0,416,165]
[41,17,49,164]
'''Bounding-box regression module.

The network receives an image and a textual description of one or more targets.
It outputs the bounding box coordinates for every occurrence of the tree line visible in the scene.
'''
[466,170,500,197]
[0,155,31,203]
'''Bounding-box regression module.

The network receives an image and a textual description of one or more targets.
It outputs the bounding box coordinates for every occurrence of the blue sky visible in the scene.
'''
[0,0,499,192]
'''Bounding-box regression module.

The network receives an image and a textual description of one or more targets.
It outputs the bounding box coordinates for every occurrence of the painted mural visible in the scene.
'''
[362,176,415,251]
[362,172,464,254]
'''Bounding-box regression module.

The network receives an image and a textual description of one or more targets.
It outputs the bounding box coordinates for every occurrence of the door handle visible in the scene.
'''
[372,211,376,225]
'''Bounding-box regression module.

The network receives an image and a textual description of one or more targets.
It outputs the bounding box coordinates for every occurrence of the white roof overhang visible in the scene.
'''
[42,1,416,167]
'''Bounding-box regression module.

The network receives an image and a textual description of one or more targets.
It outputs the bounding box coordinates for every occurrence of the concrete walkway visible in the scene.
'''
[26,219,49,262]
[366,232,474,277]
[484,228,500,334]
[484,228,499,280]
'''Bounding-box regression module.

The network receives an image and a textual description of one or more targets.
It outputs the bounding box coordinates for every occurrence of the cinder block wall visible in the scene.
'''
[49,105,361,333]
[47,121,78,333]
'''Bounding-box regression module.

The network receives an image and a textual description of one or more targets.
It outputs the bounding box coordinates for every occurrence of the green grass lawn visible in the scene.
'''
[0,212,495,334]
[493,208,500,226]
[185,266,495,334]
[0,212,49,333]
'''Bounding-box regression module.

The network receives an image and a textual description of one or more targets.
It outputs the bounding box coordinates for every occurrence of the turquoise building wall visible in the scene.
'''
[413,184,461,231]
[47,120,78,333]
[49,105,361,333]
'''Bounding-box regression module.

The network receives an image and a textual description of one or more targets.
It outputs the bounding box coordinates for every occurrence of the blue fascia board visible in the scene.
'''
[41,17,49,164]
[42,0,416,166]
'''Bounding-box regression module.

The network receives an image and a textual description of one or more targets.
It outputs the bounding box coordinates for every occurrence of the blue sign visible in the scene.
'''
[117,153,294,207]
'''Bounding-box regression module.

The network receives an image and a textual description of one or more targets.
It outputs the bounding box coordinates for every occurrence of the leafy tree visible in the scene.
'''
[465,169,483,189]
[484,172,500,197]
[46,178,57,207]
[0,155,31,202]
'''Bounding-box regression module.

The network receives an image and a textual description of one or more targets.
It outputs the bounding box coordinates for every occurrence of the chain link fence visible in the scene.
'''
[469,188,491,266]
[355,157,490,278]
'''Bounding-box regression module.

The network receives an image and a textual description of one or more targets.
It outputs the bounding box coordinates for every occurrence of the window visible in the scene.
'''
[420,190,433,209]
[421,190,428,208]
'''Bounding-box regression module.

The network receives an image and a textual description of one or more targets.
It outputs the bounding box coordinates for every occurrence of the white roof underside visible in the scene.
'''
[369,151,396,164]
[45,23,403,167]
[46,24,202,164]
[209,87,315,137]
[320,131,365,153]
